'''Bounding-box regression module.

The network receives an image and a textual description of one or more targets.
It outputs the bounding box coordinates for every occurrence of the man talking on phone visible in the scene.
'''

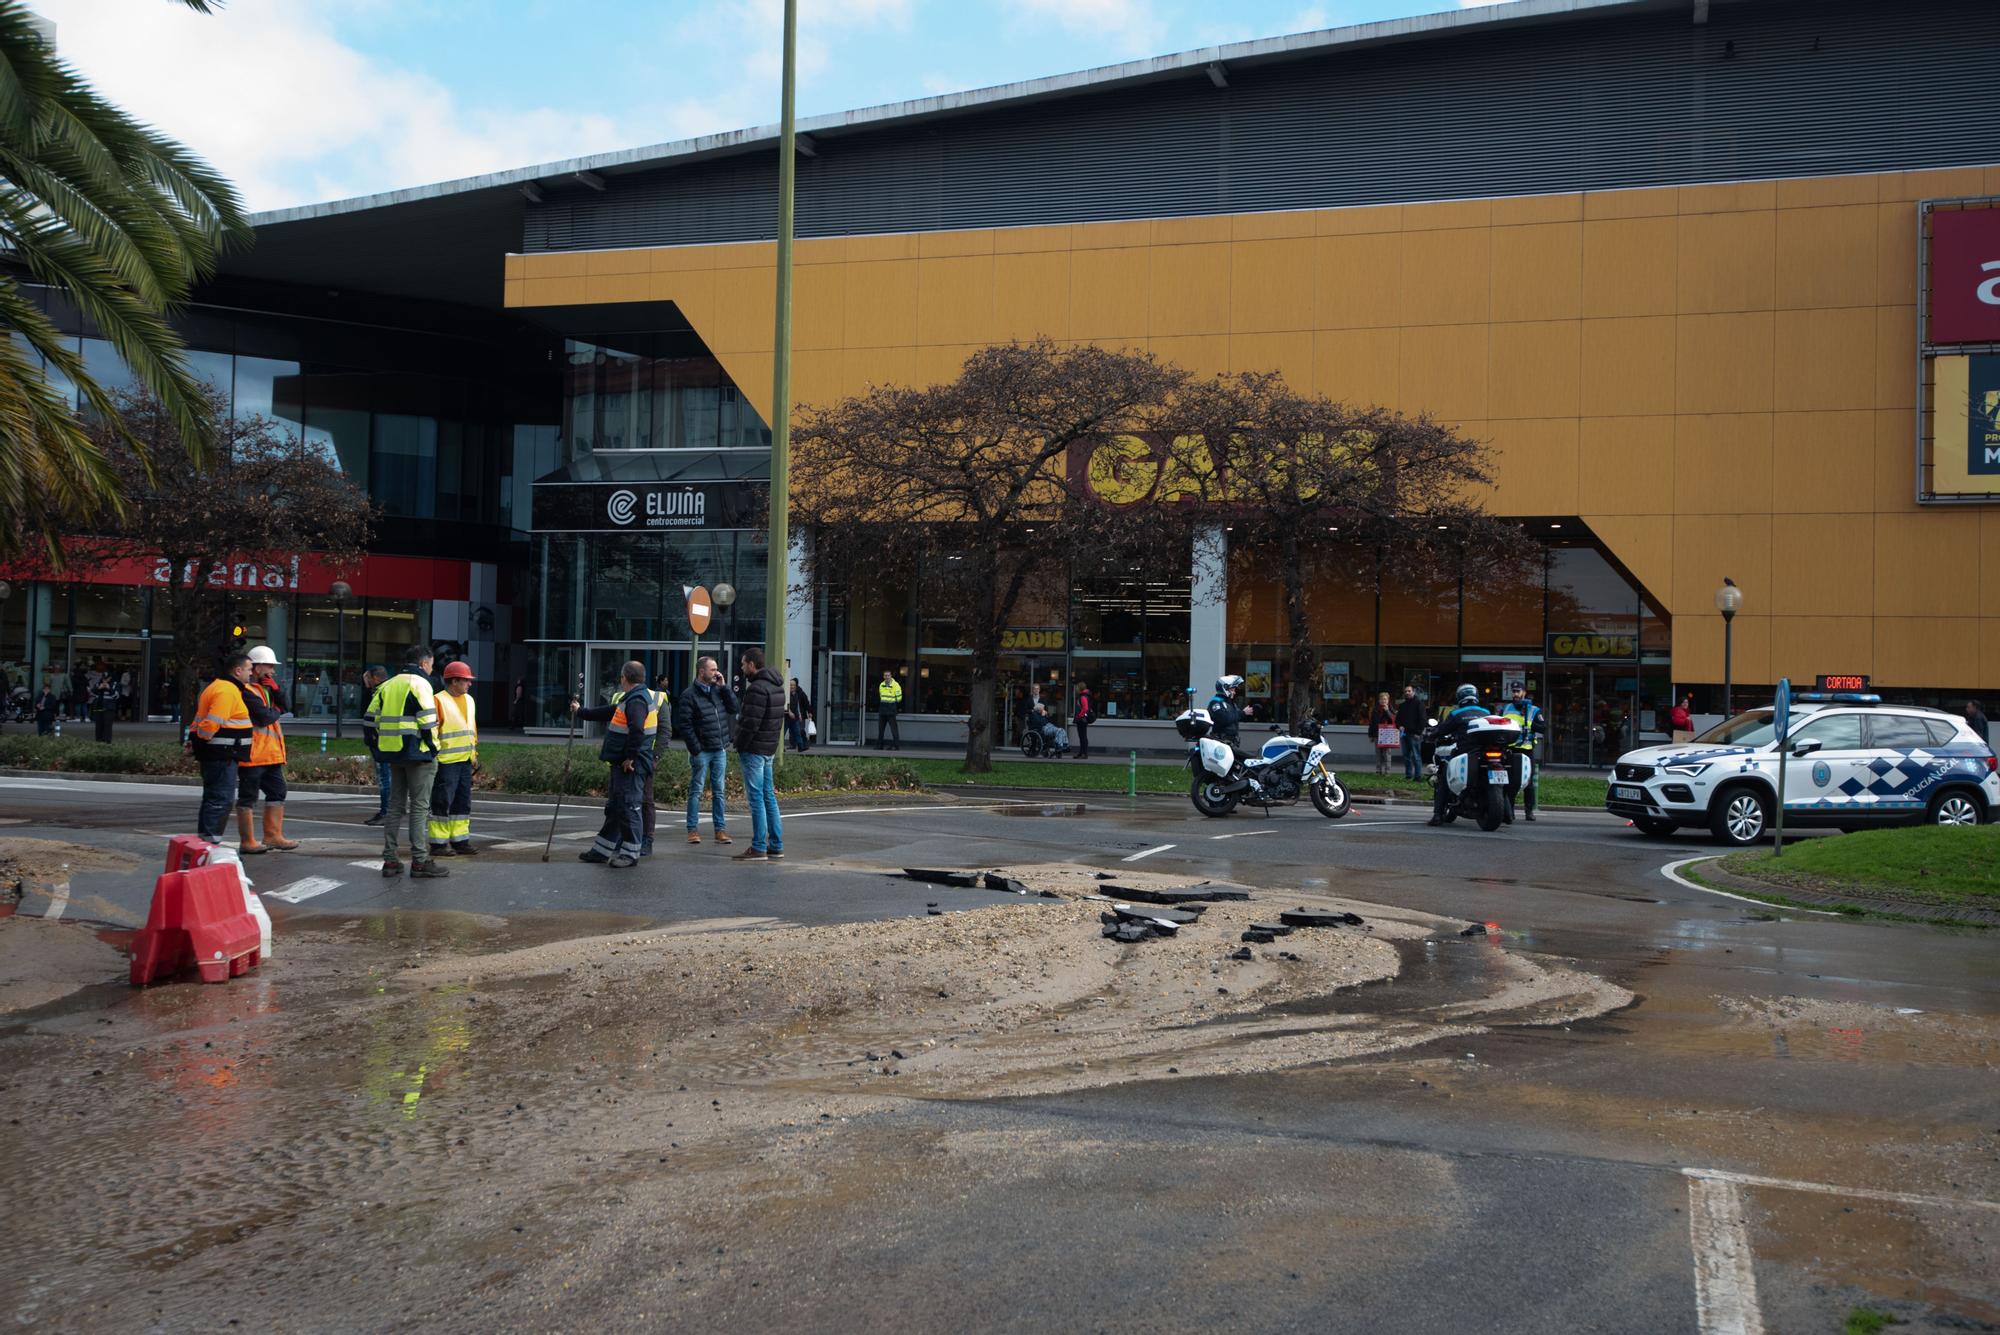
[673,654,737,847]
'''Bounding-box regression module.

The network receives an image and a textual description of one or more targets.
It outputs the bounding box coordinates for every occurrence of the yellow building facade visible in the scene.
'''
[507,162,2000,693]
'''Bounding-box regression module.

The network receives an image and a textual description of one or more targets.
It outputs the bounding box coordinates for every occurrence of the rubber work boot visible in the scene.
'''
[237,808,267,855]
[410,860,450,879]
[263,804,300,851]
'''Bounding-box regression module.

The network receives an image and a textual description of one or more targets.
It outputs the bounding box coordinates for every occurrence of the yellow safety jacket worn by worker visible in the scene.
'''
[878,679,903,709]
[243,680,286,766]
[435,691,478,765]
[364,672,439,761]
[191,677,254,761]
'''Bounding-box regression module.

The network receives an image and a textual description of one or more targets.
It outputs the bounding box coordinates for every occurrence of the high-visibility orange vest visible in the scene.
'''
[244,680,286,766]
[191,677,253,760]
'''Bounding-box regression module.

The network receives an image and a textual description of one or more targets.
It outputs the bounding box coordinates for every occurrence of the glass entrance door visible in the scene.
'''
[823,651,864,745]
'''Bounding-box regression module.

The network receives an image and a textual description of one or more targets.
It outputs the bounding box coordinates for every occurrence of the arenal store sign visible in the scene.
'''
[2,545,471,600]
[1926,207,2000,346]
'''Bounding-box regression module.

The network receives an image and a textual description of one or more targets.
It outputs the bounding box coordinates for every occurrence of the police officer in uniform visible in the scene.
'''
[1426,685,1489,826]
[1206,675,1256,749]
[1500,683,1547,822]
[572,659,657,868]
[875,669,903,750]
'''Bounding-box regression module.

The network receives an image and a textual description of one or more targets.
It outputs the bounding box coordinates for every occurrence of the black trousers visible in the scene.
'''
[1074,719,1090,758]
[877,711,899,748]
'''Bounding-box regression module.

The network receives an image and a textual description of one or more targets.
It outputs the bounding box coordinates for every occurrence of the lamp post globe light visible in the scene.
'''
[1713,578,1742,718]
[331,579,352,739]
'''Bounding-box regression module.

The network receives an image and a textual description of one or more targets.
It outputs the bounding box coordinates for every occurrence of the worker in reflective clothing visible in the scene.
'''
[235,645,299,853]
[637,676,671,857]
[1500,684,1547,822]
[365,644,447,879]
[571,659,656,868]
[427,660,480,858]
[875,669,902,750]
[186,651,254,842]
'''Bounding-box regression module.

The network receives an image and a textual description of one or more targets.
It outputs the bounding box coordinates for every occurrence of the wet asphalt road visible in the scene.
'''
[2,773,1997,1332]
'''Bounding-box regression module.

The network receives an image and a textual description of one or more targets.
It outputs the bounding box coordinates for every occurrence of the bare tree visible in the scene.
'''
[794,339,1189,771]
[43,385,373,721]
[1164,373,1524,727]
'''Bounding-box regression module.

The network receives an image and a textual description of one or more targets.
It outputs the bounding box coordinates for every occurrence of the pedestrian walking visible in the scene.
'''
[234,646,299,853]
[89,674,118,743]
[875,668,902,750]
[1371,691,1398,775]
[185,652,254,843]
[1073,681,1094,759]
[785,677,813,753]
[358,665,392,825]
[572,659,656,868]
[1394,684,1427,780]
[674,655,736,845]
[365,645,446,879]
[427,661,481,858]
[637,675,671,856]
[732,646,785,861]
[1968,700,1990,750]
[34,679,57,735]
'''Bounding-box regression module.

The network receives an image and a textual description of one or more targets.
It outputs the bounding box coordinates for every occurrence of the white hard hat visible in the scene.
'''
[247,645,280,666]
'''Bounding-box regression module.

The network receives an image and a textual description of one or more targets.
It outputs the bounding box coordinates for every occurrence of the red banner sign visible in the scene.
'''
[1927,207,2000,346]
[2,545,471,601]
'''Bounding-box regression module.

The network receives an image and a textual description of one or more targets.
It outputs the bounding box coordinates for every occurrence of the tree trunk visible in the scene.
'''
[965,674,993,772]
[1280,532,1319,730]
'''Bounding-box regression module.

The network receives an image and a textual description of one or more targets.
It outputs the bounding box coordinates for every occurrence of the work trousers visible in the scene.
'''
[374,760,392,816]
[591,765,645,860]
[641,776,657,851]
[687,749,727,832]
[197,756,237,841]
[429,760,473,847]
[384,760,437,861]
[877,710,899,748]
[741,752,783,853]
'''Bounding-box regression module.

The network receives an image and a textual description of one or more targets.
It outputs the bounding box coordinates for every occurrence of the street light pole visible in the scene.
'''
[764,0,798,760]
[1714,577,1742,717]
[331,580,352,739]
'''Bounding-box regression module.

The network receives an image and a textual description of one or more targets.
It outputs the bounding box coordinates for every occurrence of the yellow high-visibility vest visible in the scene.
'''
[436,691,477,765]
[365,673,440,758]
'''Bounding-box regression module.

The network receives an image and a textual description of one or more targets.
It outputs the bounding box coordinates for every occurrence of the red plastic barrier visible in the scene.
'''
[164,834,215,875]
[129,862,262,986]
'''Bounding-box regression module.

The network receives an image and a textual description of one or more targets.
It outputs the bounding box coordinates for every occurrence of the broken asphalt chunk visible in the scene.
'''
[1104,885,1248,905]
[903,868,981,887]
[1247,921,1294,936]
[1240,930,1276,944]
[1228,946,1254,961]
[1279,908,1364,929]
[1111,904,1199,927]
[1459,923,1489,937]
[982,873,1033,895]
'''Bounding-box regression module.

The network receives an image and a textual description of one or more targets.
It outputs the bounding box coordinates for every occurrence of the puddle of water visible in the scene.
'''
[993,804,1090,818]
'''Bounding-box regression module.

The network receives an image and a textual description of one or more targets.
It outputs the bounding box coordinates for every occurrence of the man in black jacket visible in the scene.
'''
[1394,684,1428,780]
[732,647,786,862]
[673,656,736,846]
[572,659,657,868]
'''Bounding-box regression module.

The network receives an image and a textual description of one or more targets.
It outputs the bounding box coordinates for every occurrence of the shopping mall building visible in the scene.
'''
[3,0,1996,762]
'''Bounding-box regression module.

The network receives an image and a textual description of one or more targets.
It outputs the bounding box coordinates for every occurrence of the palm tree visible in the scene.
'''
[0,0,249,561]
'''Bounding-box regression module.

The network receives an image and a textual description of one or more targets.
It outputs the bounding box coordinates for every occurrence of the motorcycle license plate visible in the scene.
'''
[1487,769,1508,786]
[1611,785,1644,801]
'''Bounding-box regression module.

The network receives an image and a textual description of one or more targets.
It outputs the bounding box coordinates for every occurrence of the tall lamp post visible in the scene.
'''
[331,580,352,738]
[1714,578,1742,717]
[765,0,798,762]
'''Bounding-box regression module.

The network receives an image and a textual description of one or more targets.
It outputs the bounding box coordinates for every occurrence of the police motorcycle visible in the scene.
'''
[1175,709,1352,819]
[1421,702,1529,833]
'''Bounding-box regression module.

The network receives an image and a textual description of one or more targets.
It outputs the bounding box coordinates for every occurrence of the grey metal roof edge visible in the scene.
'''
[249,0,1666,227]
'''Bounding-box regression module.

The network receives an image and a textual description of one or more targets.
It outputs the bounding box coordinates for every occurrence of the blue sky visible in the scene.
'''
[37,0,1507,211]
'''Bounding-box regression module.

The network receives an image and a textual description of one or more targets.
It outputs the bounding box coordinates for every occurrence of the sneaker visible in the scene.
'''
[578,850,609,864]
[765,848,785,861]
[452,841,480,856]
[731,847,767,861]
[715,830,732,845]
[687,831,701,844]
[381,858,403,878]
[363,812,385,827]
[607,854,638,869]
[411,860,450,879]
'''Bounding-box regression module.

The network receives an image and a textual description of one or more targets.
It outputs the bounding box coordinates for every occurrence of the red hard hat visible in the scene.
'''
[443,661,475,681]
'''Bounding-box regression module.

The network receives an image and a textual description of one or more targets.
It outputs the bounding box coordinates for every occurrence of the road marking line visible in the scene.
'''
[1209,829,1278,840]
[1122,843,1176,862]
[1324,819,1420,829]
[41,880,71,920]
[349,860,385,871]
[1684,1167,2000,1214]
[491,841,545,852]
[1659,856,1841,915]
[1687,1173,1764,1335]
[267,876,343,904]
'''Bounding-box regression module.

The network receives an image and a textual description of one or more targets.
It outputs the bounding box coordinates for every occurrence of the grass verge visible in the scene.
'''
[1718,825,1999,908]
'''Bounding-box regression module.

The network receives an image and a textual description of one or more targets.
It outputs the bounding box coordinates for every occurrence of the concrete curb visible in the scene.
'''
[1687,857,2000,927]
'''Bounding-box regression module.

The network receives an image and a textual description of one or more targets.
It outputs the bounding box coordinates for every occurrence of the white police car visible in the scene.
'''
[1604,694,1999,846]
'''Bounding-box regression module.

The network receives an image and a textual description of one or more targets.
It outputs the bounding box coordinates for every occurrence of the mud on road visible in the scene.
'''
[0,859,1628,1329]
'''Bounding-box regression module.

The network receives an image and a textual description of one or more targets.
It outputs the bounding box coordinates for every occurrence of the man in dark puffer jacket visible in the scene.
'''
[732,647,786,861]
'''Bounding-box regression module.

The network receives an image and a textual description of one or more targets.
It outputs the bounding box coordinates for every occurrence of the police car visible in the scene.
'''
[1604,694,1999,846]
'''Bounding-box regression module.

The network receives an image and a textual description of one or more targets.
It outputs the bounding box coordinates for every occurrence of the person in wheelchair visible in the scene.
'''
[1025,700,1071,757]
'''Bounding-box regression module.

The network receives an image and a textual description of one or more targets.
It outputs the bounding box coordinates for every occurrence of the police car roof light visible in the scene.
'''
[1791,692,1882,705]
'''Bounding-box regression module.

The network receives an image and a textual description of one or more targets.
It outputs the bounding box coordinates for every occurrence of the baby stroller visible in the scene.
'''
[1020,711,1071,758]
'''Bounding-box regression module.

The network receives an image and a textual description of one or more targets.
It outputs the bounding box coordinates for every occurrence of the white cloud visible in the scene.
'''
[1286,6,1332,32]
[1459,0,1513,7]
[1015,0,1168,59]
[34,0,632,210]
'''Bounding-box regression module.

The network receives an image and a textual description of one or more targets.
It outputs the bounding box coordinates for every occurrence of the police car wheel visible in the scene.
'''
[1927,790,1984,828]
[1709,786,1769,846]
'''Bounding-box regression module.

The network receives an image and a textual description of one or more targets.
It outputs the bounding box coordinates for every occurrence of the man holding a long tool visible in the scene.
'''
[571,659,657,869]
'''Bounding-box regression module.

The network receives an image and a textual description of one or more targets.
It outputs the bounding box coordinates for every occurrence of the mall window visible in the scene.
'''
[371,413,438,519]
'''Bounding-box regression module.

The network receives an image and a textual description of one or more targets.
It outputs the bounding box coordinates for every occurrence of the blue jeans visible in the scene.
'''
[687,749,727,832]
[1400,733,1422,779]
[375,760,392,815]
[741,752,782,852]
